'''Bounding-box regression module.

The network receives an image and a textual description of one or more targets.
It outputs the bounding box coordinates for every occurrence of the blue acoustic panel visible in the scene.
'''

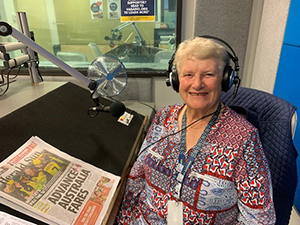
[274,44,300,213]
[284,0,300,46]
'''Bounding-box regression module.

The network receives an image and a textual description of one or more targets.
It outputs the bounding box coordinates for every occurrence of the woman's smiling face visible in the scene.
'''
[178,56,223,115]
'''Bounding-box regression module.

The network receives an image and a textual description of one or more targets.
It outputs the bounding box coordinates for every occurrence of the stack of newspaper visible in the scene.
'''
[0,136,120,225]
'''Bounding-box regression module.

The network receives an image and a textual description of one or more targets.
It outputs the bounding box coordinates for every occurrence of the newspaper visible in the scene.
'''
[0,136,120,225]
[0,211,37,225]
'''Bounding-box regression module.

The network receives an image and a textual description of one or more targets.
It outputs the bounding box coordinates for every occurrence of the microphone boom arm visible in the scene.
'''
[0,21,99,99]
[105,22,145,46]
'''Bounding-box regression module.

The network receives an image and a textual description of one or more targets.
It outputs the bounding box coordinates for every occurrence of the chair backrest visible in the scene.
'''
[221,87,298,225]
[57,51,88,62]
[88,42,102,58]
[154,50,174,63]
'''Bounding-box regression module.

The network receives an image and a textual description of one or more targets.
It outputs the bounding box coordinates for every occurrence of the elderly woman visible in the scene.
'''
[116,37,276,224]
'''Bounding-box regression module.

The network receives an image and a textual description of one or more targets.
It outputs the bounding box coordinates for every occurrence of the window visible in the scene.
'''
[0,0,181,77]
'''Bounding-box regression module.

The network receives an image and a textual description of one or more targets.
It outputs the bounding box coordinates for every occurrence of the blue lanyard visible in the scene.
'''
[174,102,221,199]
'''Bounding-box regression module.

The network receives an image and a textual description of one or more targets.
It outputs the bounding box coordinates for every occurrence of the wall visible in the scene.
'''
[194,0,253,85]
[14,0,53,54]
[273,0,300,216]
[154,0,254,110]
[53,0,155,46]
[153,0,291,107]
[11,0,156,61]
[152,0,195,110]
[250,0,291,93]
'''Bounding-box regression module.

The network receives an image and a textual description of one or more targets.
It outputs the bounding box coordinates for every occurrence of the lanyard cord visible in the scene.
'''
[173,102,222,199]
[179,102,221,164]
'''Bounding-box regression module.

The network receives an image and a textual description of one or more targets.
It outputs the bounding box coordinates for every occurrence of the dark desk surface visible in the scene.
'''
[0,80,151,224]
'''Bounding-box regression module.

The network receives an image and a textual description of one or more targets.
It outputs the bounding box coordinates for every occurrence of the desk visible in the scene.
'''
[0,80,154,224]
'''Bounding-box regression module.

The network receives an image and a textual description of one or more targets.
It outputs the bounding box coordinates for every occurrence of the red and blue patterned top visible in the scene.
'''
[116,104,276,224]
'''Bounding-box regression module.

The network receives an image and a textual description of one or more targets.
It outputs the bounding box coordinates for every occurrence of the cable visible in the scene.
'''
[124,101,154,135]
[0,68,4,84]
[3,64,22,80]
[87,108,99,118]
[36,60,43,82]
[138,100,157,114]
[137,104,227,158]
[0,68,12,96]
[0,64,24,96]
[135,81,241,157]
[98,96,149,135]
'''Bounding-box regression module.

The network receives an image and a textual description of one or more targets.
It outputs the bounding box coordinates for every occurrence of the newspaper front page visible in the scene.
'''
[0,136,120,225]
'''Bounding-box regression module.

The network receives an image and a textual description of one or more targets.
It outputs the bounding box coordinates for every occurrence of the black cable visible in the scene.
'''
[0,68,12,96]
[130,109,148,134]
[135,78,241,158]
[128,101,156,135]
[87,108,99,118]
[0,64,26,96]
[35,60,43,82]
[0,68,4,84]
[136,104,228,158]
[4,64,22,80]
[97,96,149,134]
[138,100,157,114]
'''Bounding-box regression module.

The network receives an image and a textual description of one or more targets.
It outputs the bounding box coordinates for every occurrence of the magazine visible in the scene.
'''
[0,136,120,225]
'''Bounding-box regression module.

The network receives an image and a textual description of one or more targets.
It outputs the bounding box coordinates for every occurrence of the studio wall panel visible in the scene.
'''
[283,0,300,46]
[273,0,300,213]
[274,43,300,214]
[193,0,253,81]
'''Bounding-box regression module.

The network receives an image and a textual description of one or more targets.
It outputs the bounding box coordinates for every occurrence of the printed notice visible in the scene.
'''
[121,0,155,22]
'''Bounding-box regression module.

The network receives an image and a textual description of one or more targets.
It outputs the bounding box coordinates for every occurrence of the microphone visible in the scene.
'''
[104,36,115,48]
[89,101,126,118]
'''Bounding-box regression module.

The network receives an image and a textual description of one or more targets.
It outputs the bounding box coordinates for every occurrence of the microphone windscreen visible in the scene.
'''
[110,102,125,117]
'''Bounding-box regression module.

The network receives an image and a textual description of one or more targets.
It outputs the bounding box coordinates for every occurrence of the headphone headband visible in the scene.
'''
[199,35,240,74]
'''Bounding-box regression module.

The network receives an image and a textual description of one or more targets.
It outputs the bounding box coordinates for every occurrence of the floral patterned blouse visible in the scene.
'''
[116,104,276,224]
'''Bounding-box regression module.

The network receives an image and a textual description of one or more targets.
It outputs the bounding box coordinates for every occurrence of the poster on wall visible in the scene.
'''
[108,0,120,19]
[120,0,155,22]
[90,0,104,20]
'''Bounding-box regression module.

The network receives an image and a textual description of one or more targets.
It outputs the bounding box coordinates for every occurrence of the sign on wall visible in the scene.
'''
[120,0,155,22]
[108,0,120,19]
[90,0,104,20]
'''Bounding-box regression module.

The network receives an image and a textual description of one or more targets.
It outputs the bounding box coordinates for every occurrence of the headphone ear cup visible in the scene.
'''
[222,65,234,92]
[166,53,180,92]
[171,68,180,92]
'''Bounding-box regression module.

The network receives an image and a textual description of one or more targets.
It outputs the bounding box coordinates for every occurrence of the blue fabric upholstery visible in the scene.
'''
[221,87,298,225]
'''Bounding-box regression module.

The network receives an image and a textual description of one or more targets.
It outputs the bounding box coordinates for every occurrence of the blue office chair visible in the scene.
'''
[221,87,298,225]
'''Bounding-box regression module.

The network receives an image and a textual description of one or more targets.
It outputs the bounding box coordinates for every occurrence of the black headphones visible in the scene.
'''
[166,35,241,97]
